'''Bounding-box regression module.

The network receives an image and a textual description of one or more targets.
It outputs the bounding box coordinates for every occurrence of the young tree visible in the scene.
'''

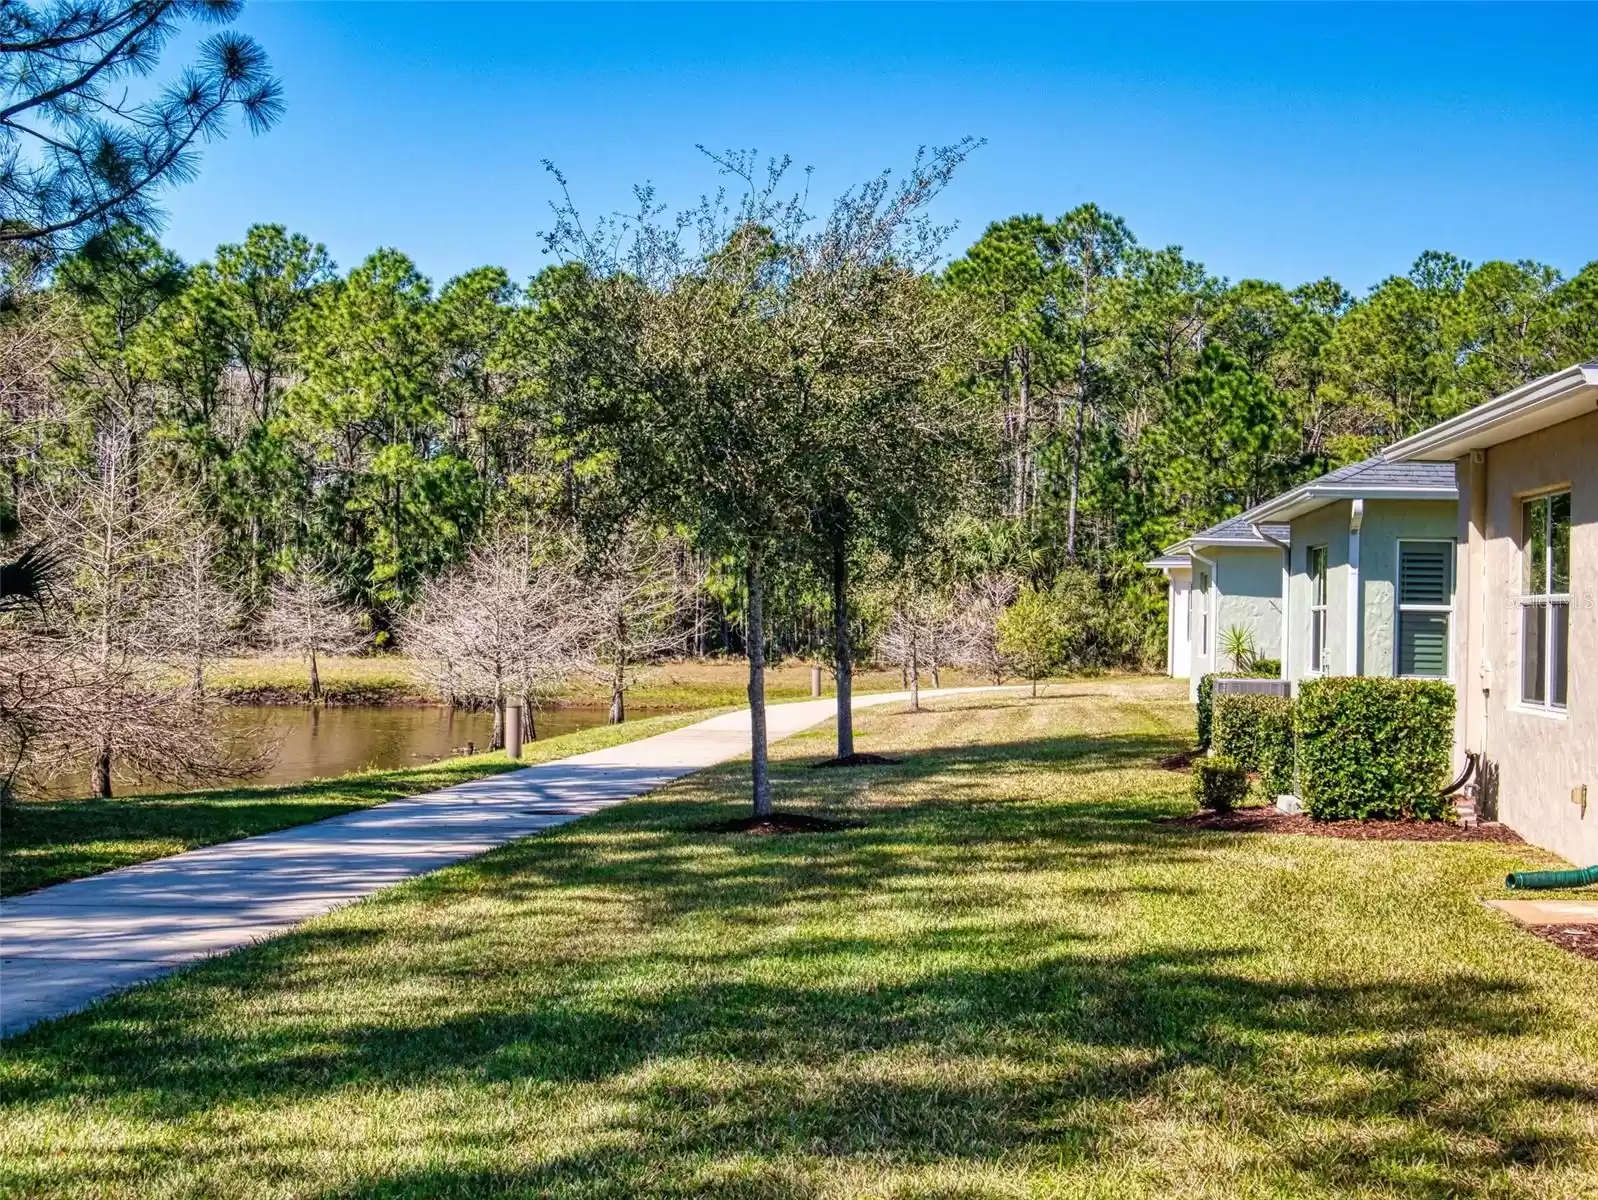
[545,147,979,816]
[405,536,593,747]
[259,562,365,703]
[145,528,243,696]
[588,527,696,724]
[0,0,283,254]
[876,574,953,713]
[946,573,1017,685]
[28,428,247,795]
[997,584,1066,698]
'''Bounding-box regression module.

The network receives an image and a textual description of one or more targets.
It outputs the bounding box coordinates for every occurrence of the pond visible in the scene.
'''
[37,704,620,799]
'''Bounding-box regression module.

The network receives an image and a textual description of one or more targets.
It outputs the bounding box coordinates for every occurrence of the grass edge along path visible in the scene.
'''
[0,708,731,897]
[3,685,1594,1198]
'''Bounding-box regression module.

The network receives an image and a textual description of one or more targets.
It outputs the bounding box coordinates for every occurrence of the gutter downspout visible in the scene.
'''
[1347,500,1364,677]
[1253,524,1290,684]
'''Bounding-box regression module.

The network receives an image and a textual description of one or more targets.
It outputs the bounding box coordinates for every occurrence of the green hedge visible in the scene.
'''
[1214,693,1295,795]
[1196,671,1279,748]
[1252,658,1281,678]
[1296,677,1455,821]
[1192,756,1248,812]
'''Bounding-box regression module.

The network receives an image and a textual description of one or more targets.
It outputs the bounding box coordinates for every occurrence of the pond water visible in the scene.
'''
[38,704,620,799]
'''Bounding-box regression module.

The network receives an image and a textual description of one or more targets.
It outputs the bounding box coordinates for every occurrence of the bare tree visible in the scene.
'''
[24,429,258,796]
[143,527,242,695]
[876,576,954,713]
[588,528,698,724]
[946,573,1018,685]
[405,536,594,749]
[259,561,366,703]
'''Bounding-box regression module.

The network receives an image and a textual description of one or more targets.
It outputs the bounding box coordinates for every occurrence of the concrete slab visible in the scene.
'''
[0,686,1018,1036]
[1486,899,1598,926]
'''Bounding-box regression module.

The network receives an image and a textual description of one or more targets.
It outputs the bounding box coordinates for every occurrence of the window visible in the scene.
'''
[1308,546,1329,674]
[1198,571,1210,655]
[1520,492,1570,710]
[1396,541,1452,677]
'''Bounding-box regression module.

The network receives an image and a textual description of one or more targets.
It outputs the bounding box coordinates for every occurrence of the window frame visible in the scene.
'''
[1197,570,1210,657]
[1393,538,1455,680]
[1307,545,1329,676]
[1518,489,1571,713]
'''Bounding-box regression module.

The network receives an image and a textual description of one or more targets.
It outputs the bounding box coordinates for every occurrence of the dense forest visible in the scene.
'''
[6,202,1594,649]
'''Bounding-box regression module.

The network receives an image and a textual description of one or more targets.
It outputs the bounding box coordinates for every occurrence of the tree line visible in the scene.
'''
[2,149,1594,809]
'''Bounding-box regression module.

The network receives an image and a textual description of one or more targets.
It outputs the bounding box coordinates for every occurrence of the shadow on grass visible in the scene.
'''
[3,707,1590,1198]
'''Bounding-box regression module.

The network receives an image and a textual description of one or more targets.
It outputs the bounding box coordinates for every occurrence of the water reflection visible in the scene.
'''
[38,704,617,799]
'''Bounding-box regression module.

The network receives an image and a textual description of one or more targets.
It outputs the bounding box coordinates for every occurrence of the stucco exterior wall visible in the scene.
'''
[1455,409,1598,866]
[1286,502,1351,683]
[1185,546,1284,701]
[1286,499,1458,685]
[1359,500,1458,679]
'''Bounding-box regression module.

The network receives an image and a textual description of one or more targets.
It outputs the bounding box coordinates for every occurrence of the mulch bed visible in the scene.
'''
[1164,805,1525,843]
[811,752,904,769]
[1526,924,1598,963]
[701,812,854,836]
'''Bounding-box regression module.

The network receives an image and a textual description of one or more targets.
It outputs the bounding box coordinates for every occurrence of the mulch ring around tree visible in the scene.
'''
[1163,806,1526,843]
[701,812,856,836]
[810,752,904,769]
[1526,924,1598,963]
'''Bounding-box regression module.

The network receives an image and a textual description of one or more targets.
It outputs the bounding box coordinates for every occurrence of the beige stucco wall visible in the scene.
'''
[1186,545,1285,701]
[1454,409,1598,866]
[1286,499,1458,685]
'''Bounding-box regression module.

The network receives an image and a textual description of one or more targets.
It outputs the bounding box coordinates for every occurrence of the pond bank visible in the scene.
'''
[1,709,729,897]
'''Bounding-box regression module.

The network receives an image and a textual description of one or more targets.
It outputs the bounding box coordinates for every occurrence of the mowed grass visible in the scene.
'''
[205,654,1002,708]
[0,709,724,896]
[3,682,1595,1199]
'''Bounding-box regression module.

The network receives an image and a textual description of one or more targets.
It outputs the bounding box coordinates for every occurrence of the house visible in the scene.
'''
[1385,362,1598,866]
[1244,458,1460,687]
[1148,514,1290,700]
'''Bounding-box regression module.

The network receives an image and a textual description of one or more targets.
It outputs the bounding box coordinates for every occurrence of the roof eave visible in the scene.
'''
[1386,364,1598,462]
[1250,484,1459,523]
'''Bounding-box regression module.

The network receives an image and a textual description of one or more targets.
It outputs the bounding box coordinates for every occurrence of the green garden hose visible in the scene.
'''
[1504,864,1598,891]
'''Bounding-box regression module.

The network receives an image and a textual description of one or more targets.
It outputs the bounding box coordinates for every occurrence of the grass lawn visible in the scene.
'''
[3,682,1595,1198]
[0,709,723,897]
[205,654,1002,708]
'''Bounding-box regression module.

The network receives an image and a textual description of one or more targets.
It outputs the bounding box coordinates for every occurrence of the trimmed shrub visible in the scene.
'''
[1252,658,1282,678]
[1192,756,1248,812]
[1214,692,1295,794]
[1196,670,1278,748]
[1296,677,1455,821]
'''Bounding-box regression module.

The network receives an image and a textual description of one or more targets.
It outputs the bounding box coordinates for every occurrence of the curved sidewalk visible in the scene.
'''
[0,686,1015,1037]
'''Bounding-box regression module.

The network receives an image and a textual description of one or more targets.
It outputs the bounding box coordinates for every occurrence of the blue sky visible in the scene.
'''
[158,2,1597,294]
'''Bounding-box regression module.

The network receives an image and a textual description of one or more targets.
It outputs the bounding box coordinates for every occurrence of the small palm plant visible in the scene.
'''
[1220,624,1257,674]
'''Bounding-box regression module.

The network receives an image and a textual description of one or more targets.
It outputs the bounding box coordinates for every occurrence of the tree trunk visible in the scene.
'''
[1066,396,1085,564]
[1031,676,1038,698]
[90,741,112,799]
[746,550,772,817]
[610,611,626,724]
[491,688,505,751]
[831,536,854,759]
[609,664,625,725]
[1013,345,1030,517]
[192,653,205,699]
[909,631,920,713]
[309,647,321,703]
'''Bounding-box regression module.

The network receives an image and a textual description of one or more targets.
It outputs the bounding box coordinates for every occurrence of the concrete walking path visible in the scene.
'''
[0,686,1015,1036]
